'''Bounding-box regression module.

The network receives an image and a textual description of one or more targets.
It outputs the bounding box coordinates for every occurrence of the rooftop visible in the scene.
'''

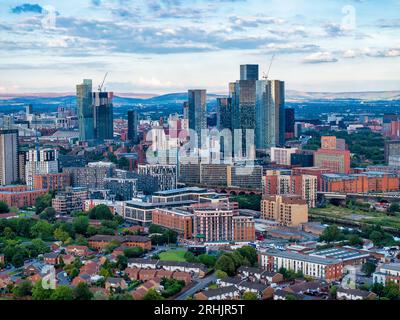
[261,249,342,265]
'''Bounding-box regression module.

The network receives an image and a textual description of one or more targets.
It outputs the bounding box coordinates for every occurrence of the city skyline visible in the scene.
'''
[0,0,400,94]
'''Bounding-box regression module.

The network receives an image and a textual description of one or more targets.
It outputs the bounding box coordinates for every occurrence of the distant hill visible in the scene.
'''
[286,90,400,102]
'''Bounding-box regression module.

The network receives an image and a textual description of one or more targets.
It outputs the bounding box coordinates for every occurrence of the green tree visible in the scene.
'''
[215,254,236,276]
[35,193,53,214]
[54,227,70,243]
[236,246,258,267]
[73,283,94,300]
[347,234,364,246]
[30,220,54,240]
[89,205,114,221]
[123,247,144,258]
[388,203,400,214]
[3,227,15,239]
[198,254,217,268]
[116,255,128,270]
[215,270,228,280]
[319,225,344,243]
[32,281,53,300]
[12,281,33,297]
[143,289,164,300]
[361,261,376,277]
[0,201,10,213]
[12,253,25,267]
[242,291,258,300]
[39,207,56,222]
[73,216,89,235]
[51,286,74,300]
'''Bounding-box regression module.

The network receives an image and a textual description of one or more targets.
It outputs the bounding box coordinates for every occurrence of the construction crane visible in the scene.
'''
[263,54,275,80]
[98,72,109,92]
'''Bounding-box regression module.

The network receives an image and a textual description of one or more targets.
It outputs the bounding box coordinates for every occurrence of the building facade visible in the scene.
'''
[0,130,19,185]
[77,79,94,142]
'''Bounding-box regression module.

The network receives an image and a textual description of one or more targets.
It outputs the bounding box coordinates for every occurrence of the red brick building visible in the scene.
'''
[0,185,47,208]
[88,235,152,251]
[33,173,70,191]
[152,208,193,239]
[233,216,255,242]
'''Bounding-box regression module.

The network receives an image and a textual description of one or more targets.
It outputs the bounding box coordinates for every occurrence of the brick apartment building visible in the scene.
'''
[321,172,399,193]
[88,235,152,251]
[265,173,317,208]
[314,136,351,174]
[233,216,255,242]
[259,250,343,282]
[33,173,71,191]
[152,208,194,239]
[261,195,308,227]
[292,167,333,191]
[0,185,47,208]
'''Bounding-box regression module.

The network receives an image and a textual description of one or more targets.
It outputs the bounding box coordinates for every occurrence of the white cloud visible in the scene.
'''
[303,52,338,64]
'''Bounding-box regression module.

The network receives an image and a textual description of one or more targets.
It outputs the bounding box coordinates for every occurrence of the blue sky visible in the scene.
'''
[0,0,400,93]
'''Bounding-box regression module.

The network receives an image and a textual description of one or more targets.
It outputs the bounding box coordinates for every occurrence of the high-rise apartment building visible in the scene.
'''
[137,164,177,191]
[93,92,114,142]
[77,79,94,142]
[193,205,235,243]
[25,148,59,188]
[63,162,115,190]
[0,130,19,185]
[285,108,295,140]
[315,136,351,174]
[271,147,298,166]
[128,110,139,144]
[188,89,207,148]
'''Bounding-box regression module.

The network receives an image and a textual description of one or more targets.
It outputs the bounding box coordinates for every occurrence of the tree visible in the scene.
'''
[242,291,258,300]
[215,254,236,276]
[35,193,53,214]
[330,285,338,298]
[12,281,33,297]
[3,227,15,239]
[236,246,258,267]
[123,247,144,259]
[361,261,376,277]
[215,270,228,280]
[32,281,53,300]
[93,291,108,300]
[39,207,56,222]
[0,201,10,213]
[73,216,89,235]
[89,205,114,221]
[347,234,364,246]
[116,255,128,271]
[198,254,217,268]
[54,227,70,243]
[12,253,25,267]
[143,289,164,300]
[51,286,74,300]
[319,225,344,243]
[73,283,94,300]
[388,203,400,214]
[30,220,54,240]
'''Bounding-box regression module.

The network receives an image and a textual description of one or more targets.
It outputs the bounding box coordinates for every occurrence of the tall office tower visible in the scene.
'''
[18,151,27,183]
[127,110,139,144]
[93,91,114,142]
[25,148,59,188]
[232,79,257,157]
[285,108,295,140]
[255,80,286,149]
[217,98,232,131]
[188,90,207,148]
[26,105,33,116]
[77,79,94,142]
[0,130,19,186]
[183,102,189,120]
[240,64,259,81]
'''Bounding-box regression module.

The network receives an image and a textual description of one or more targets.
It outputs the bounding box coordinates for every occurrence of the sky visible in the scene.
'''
[0,0,400,94]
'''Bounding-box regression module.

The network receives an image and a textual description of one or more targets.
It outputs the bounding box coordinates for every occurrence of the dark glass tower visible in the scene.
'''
[127,110,139,144]
[77,79,93,142]
[240,64,259,81]
[188,89,207,148]
[93,92,114,142]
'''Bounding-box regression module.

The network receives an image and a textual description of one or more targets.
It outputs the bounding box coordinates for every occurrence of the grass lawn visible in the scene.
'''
[159,249,187,262]
[310,205,400,230]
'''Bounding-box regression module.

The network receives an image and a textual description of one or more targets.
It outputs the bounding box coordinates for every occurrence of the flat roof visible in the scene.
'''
[261,249,341,265]
[153,187,209,196]
[309,248,370,261]
[125,200,196,209]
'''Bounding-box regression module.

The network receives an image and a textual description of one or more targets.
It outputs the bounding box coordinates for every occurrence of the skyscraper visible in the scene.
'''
[77,79,94,142]
[240,64,259,81]
[188,89,207,148]
[93,92,114,142]
[285,108,295,140]
[128,110,139,144]
[0,130,19,185]
[25,148,59,188]
[255,79,286,150]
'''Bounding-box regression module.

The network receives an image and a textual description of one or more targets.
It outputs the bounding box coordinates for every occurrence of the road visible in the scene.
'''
[176,273,217,301]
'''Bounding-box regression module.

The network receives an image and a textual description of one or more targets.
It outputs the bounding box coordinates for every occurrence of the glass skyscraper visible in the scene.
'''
[188,89,207,148]
[240,64,259,81]
[77,79,93,142]
[128,110,139,144]
[93,92,114,142]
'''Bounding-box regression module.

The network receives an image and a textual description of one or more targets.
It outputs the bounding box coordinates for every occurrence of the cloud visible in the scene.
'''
[376,19,400,29]
[303,52,338,64]
[11,3,43,14]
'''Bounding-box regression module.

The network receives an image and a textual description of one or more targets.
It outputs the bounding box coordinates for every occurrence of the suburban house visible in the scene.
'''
[66,245,90,257]
[194,286,241,301]
[337,288,377,300]
[105,278,128,291]
[43,252,60,265]
[237,266,283,284]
